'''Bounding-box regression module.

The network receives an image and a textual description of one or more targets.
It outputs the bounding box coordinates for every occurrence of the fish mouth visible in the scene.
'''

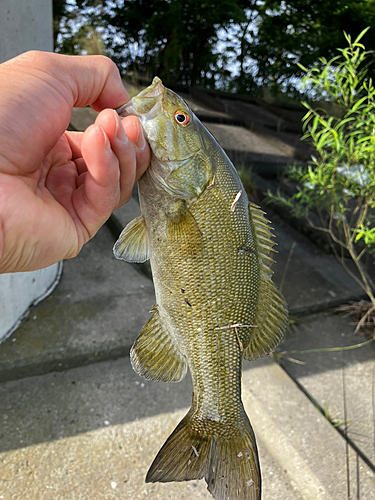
[116,77,164,123]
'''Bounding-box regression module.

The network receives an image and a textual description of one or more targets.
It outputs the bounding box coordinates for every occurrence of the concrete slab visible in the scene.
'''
[0,224,155,382]
[177,91,233,121]
[0,363,302,500]
[270,215,367,315]
[202,122,294,157]
[218,98,310,161]
[1,355,374,499]
[278,311,375,469]
[70,107,98,132]
[243,358,375,500]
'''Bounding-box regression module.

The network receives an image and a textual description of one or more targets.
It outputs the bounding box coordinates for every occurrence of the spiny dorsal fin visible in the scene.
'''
[130,305,188,382]
[113,215,150,263]
[243,203,288,360]
[248,202,277,268]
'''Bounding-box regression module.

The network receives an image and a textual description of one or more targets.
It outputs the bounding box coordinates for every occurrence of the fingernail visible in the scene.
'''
[136,121,147,151]
[100,126,110,150]
[114,110,129,145]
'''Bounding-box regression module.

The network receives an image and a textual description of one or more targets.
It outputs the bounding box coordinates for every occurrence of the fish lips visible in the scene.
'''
[116,77,164,124]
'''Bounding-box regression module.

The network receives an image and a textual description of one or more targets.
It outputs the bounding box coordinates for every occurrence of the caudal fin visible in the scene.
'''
[146,408,261,500]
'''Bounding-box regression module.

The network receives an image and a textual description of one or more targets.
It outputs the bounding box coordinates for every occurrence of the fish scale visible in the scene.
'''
[114,77,288,500]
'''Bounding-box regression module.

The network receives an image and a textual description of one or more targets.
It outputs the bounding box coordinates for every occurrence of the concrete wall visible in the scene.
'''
[0,0,53,64]
[0,0,61,343]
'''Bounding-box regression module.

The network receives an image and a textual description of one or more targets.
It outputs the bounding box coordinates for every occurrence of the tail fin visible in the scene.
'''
[146,408,261,500]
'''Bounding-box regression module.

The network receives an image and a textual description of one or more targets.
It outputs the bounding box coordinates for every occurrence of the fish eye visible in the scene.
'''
[174,111,190,126]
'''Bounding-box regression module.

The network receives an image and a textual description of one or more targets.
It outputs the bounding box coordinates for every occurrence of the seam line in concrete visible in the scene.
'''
[286,368,375,474]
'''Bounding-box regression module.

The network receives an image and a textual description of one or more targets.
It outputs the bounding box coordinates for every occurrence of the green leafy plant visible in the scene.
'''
[268,28,375,332]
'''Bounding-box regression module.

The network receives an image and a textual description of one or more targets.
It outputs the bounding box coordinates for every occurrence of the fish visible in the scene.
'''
[114,77,288,500]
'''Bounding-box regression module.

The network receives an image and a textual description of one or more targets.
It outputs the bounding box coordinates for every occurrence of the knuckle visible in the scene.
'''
[17,50,51,68]
[95,55,120,76]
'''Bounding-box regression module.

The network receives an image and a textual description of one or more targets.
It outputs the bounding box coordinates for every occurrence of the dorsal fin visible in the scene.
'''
[243,203,288,360]
[248,202,277,268]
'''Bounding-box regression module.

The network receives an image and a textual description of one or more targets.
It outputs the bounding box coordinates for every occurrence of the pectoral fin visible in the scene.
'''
[113,215,150,263]
[131,306,187,382]
[165,201,203,245]
[243,203,288,360]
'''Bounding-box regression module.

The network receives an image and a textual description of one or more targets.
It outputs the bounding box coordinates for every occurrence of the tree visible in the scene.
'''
[104,0,247,86]
[53,0,107,55]
[53,0,375,95]
[53,0,73,50]
[249,0,375,94]
[54,0,248,86]
[222,2,261,94]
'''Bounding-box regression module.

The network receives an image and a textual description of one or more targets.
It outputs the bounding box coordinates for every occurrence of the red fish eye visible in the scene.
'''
[174,111,190,126]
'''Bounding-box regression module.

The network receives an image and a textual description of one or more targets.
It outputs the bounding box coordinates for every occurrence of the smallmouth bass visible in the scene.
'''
[115,78,288,500]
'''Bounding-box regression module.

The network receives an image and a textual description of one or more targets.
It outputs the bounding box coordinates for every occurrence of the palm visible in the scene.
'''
[1,134,84,270]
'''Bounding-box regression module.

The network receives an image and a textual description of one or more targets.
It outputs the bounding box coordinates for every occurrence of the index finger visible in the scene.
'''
[59,53,130,111]
[0,51,130,173]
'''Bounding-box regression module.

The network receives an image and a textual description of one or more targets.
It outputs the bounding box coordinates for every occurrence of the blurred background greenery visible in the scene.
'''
[53,0,375,99]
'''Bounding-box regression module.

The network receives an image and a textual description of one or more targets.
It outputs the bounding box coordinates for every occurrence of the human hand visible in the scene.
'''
[0,51,150,274]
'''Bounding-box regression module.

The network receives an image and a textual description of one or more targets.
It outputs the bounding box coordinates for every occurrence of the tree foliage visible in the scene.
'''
[55,0,247,87]
[112,0,250,86]
[248,0,375,94]
[53,0,375,94]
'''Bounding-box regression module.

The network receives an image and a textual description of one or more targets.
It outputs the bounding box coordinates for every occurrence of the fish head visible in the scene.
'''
[117,77,213,198]
[118,77,202,162]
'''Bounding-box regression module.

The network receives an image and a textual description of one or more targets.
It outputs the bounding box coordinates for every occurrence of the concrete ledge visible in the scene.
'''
[243,357,375,499]
[278,311,375,471]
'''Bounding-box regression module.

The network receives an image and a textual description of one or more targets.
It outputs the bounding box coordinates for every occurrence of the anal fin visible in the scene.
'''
[130,306,187,382]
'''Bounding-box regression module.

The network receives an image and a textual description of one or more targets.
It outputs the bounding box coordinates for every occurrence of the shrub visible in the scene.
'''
[268,28,375,324]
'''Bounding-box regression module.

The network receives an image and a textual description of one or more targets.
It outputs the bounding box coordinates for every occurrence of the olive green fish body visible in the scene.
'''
[140,146,257,410]
[114,78,288,500]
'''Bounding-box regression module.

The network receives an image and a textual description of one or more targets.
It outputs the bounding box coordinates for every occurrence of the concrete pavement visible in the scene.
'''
[2,353,374,499]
